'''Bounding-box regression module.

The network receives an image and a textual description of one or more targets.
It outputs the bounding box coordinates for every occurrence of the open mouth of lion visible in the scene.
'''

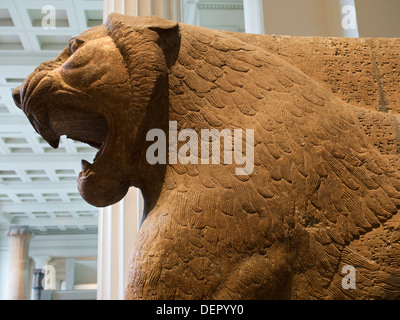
[13,76,111,184]
[12,73,134,208]
[40,109,109,181]
[17,93,109,181]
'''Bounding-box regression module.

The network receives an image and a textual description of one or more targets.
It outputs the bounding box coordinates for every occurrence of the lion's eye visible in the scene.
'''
[69,38,85,54]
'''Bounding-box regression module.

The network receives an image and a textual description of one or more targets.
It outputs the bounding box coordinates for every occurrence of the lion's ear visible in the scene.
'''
[147,17,179,33]
[106,13,178,34]
[106,13,180,67]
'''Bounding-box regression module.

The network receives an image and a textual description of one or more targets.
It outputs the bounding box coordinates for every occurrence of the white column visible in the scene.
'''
[97,188,141,300]
[172,0,183,22]
[325,0,359,37]
[32,255,50,270]
[98,0,180,301]
[104,0,181,21]
[65,258,75,291]
[31,255,55,293]
[243,0,265,34]
[7,225,34,300]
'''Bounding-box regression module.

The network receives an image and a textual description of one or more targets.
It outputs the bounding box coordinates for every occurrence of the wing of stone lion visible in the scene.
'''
[145,22,400,299]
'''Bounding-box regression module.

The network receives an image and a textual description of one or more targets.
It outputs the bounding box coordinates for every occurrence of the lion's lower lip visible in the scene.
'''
[79,159,94,180]
[81,159,92,173]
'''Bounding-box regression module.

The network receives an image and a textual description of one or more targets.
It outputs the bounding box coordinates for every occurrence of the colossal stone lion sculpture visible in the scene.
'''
[13,14,400,299]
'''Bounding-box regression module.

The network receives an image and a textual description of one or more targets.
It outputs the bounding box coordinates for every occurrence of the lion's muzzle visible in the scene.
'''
[12,87,22,109]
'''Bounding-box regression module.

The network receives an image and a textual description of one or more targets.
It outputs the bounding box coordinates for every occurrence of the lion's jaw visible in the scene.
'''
[13,25,135,208]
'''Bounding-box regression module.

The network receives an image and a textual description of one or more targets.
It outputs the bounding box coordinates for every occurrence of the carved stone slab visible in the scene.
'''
[13,14,400,300]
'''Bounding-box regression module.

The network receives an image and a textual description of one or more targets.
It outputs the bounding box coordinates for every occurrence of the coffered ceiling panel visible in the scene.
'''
[0,0,104,234]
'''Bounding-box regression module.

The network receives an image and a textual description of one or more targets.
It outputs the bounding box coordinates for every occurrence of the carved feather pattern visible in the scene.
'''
[126,23,400,300]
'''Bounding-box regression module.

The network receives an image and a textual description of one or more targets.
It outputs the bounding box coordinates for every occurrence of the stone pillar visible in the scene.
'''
[325,0,359,37]
[32,255,50,271]
[65,258,75,291]
[98,1,180,300]
[7,225,34,300]
[31,255,51,300]
[31,255,57,291]
[31,269,44,300]
[97,188,141,300]
[243,0,265,34]
[103,0,181,21]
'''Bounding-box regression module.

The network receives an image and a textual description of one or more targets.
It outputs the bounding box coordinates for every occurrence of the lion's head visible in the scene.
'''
[12,14,180,208]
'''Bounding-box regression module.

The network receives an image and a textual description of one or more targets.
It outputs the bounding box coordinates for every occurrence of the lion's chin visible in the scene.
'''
[77,136,131,207]
[77,161,130,207]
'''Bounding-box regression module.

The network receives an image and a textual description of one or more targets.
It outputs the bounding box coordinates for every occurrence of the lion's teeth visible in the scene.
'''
[81,159,92,173]
[45,136,60,149]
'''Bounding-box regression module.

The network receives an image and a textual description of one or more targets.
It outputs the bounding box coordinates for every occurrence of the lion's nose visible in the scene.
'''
[12,86,22,109]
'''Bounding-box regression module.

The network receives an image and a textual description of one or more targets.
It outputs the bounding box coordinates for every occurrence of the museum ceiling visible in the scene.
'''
[0,0,105,235]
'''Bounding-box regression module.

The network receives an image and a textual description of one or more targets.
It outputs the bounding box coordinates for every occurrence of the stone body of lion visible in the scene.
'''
[13,14,400,300]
